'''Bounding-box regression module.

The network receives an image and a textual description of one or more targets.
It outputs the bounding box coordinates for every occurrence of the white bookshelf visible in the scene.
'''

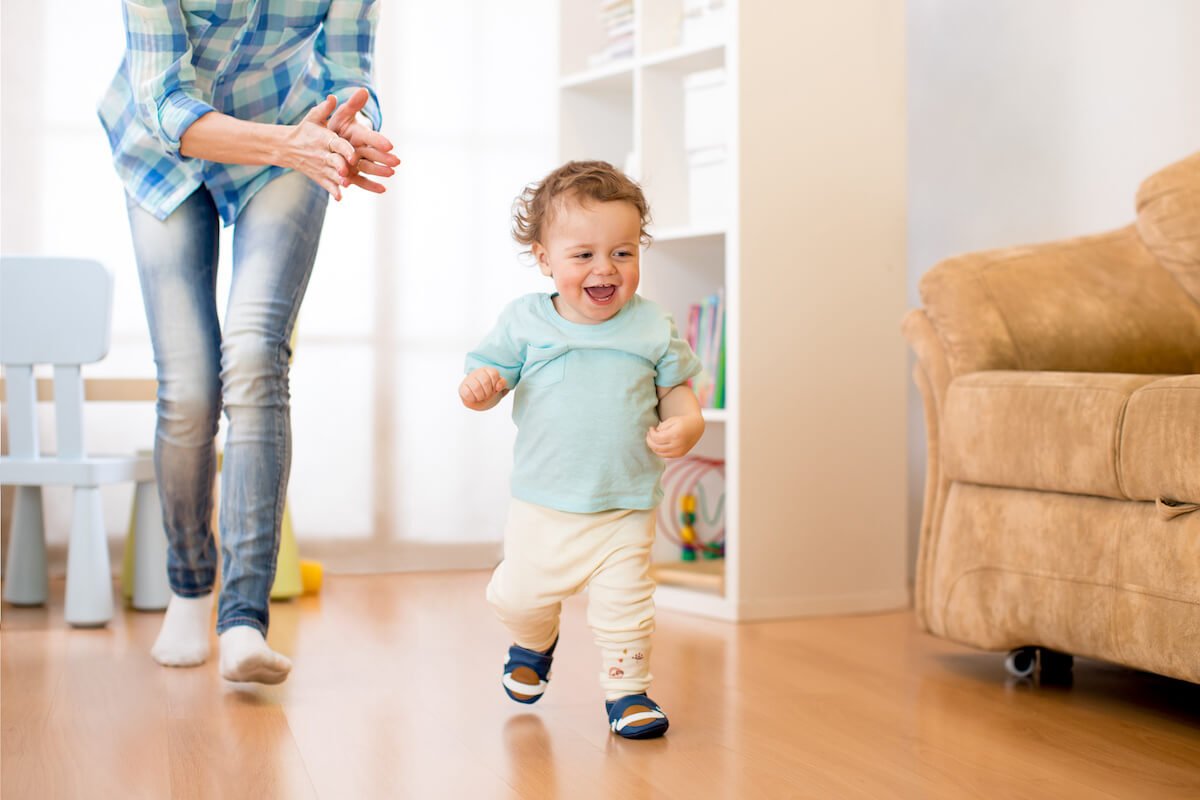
[555,1,911,621]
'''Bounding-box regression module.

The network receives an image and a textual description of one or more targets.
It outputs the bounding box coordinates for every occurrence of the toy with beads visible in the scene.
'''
[659,456,725,560]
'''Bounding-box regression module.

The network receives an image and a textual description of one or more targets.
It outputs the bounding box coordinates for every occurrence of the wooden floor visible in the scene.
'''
[3,572,1198,799]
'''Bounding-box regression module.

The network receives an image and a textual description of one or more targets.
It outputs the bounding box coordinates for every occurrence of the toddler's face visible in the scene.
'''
[533,197,641,325]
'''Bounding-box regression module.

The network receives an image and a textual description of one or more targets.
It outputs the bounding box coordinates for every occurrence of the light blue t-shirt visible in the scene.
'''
[465,293,702,514]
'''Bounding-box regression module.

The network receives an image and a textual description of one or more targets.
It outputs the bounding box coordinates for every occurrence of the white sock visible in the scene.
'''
[151,592,214,667]
[219,625,292,685]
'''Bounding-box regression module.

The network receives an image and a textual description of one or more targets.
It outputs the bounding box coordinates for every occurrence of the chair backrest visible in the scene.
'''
[1,257,114,365]
[1,257,115,460]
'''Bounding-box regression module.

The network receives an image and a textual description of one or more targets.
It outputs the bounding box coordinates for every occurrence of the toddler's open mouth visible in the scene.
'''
[585,285,617,302]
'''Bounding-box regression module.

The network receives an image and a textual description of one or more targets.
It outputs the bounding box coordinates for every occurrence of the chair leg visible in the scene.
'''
[64,486,113,627]
[3,486,49,606]
[130,480,169,611]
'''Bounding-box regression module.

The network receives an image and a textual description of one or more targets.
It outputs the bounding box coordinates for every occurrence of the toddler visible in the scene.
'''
[459,160,705,739]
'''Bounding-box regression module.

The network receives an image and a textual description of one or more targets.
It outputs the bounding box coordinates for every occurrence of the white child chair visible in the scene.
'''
[0,256,168,626]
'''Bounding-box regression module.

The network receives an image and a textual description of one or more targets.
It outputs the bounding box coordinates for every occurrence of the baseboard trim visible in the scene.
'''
[25,539,504,580]
[302,540,503,574]
[735,586,913,621]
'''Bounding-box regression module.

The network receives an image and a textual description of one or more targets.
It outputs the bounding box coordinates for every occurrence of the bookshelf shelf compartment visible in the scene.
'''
[641,42,725,74]
[651,225,725,243]
[558,72,635,169]
[559,60,636,90]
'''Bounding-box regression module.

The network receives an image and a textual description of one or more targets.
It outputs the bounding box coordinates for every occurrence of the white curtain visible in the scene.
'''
[0,1,557,572]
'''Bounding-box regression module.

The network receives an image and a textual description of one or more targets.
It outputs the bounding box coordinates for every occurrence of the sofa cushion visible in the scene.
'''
[1136,150,1200,305]
[1119,374,1200,504]
[942,371,1162,499]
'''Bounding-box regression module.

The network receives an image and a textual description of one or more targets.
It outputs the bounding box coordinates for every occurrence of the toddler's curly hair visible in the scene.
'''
[512,160,652,250]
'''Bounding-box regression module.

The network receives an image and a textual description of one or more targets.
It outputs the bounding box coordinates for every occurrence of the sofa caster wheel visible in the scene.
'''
[1005,647,1037,678]
[1004,647,1074,682]
[1039,649,1074,684]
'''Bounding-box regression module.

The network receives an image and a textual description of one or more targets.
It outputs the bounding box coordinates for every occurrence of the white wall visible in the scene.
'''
[905,0,1200,574]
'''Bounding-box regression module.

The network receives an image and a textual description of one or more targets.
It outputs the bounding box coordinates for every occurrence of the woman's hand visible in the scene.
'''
[284,95,359,200]
[326,88,401,194]
[460,367,509,411]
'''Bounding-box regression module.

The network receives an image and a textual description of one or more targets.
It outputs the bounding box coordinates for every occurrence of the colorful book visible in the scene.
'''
[685,289,725,409]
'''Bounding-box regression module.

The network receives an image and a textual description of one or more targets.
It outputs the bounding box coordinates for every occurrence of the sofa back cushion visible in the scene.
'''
[919,227,1200,377]
[1137,150,1200,305]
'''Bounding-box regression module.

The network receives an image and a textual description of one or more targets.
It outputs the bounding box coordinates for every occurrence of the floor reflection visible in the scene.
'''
[504,713,558,798]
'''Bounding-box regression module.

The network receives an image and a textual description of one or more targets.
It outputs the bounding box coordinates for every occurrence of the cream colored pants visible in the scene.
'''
[486,498,657,700]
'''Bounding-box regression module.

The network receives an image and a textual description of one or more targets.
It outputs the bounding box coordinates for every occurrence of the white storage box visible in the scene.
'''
[680,1,728,49]
[683,68,728,153]
[688,145,728,227]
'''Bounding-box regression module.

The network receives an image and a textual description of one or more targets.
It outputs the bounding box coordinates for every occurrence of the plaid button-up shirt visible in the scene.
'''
[99,0,382,225]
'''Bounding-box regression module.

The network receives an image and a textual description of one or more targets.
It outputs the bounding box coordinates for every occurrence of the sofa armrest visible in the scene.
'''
[918,225,1200,378]
[902,309,951,413]
[902,309,951,630]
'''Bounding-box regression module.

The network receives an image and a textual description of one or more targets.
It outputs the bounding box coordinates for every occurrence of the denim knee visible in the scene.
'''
[156,370,221,446]
[220,331,290,410]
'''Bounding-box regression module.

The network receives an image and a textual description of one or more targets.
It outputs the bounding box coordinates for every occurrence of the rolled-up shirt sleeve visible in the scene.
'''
[315,0,382,129]
[123,0,215,158]
[655,317,703,387]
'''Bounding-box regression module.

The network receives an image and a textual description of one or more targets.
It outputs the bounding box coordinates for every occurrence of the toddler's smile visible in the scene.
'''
[585,284,618,303]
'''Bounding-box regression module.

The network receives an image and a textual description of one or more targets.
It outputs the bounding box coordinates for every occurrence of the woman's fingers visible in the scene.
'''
[357,129,398,155]
[317,176,342,201]
[329,135,356,165]
[355,144,400,168]
[347,172,386,194]
[303,94,339,125]
[352,157,396,178]
[328,87,370,132]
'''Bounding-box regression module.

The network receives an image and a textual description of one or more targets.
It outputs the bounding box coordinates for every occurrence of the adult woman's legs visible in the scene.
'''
[216,170,328,682]
[130,170,327,681]
[128,188,223,667]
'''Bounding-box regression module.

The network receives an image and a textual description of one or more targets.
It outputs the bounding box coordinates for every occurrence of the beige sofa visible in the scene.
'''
[903,152,1200,684]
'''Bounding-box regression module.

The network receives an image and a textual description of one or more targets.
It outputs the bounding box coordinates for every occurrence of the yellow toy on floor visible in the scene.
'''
[274,500,324,595]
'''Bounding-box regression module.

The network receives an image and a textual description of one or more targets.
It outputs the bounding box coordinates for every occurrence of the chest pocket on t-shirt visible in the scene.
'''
[522,344,567,387]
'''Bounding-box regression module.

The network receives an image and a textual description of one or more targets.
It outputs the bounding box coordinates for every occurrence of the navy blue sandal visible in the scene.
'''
[502,637,557,704]
[606,693,669,739]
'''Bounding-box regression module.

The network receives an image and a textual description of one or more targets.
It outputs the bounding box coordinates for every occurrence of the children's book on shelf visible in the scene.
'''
[589,0,635,68]
[686,289,725,409]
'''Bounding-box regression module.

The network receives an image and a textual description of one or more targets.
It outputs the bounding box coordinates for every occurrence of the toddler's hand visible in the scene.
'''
[460,367,508,411]
[646,415,702,459]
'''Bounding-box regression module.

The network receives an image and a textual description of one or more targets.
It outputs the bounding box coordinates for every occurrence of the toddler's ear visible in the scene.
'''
[532,242,553,277]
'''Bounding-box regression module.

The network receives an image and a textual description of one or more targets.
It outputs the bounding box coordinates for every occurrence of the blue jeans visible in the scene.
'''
[127,170,328,635]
